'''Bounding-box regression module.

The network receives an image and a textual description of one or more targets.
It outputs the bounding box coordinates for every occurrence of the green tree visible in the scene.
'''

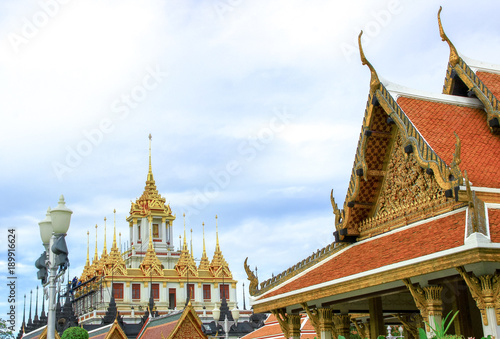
[0,318,14,339]
[61,327,89,339]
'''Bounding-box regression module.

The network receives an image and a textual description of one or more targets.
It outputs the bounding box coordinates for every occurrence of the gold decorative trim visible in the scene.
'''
[456,266,500,326]
[253,248,500,313]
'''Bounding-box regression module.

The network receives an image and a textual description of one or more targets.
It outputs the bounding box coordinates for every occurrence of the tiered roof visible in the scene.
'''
[248,7,500,313]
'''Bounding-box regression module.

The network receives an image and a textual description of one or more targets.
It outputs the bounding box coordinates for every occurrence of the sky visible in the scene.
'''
[1,0,500,331]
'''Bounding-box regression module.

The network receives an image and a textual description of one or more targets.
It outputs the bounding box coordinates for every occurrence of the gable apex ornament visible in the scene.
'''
[359,30,381,94]
[438,7,459,67]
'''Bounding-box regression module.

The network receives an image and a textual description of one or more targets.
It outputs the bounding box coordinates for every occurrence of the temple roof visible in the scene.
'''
[128,134,173,219]
[240,314,315,339]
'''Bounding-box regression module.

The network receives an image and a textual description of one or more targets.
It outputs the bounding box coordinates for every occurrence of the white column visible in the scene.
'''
[161,219,167,244]
[482,308,500,338]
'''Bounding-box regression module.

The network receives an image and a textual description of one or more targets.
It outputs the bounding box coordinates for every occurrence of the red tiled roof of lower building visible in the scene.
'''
[262,211,465,299]
[241,314,316,339]
[397,97,500,188]
[476,71,500,99]
[142,320,178,338]
[488,208,500,243]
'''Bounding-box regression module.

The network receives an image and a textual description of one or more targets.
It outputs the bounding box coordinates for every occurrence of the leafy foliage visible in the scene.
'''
[418,311,459,339]
[61,327,89,339]
[0,318,14,339]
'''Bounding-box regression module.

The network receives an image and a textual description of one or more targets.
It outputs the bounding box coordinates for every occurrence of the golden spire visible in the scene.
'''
[103,217,108,255]
[104,209,127,276]
[139,213,164,277]
[215,214,220,252]
[147,133,154,182]
[199,222,210,271]
[86,231,90,267]
[94,224,99,262]
[358,31,381,94]
[174,212,198,277]
[112,209,117,249]
[190,228,193,256]
[210,215,231,278]
[183,213,187,250]
[438,7,459,67]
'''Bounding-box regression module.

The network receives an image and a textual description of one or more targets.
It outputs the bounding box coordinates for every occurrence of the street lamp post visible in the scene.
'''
[38,195,72,339]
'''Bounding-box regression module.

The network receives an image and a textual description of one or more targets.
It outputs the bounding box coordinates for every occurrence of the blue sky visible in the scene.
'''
[1,0,499,329]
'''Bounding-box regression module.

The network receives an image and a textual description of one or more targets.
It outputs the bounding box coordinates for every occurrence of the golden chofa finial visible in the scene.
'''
[438,7,459,67]
[358,31,381,94]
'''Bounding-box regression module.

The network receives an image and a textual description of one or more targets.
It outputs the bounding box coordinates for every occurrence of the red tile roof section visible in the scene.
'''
[241,314,316,339]
[488,208,500,243]
[142,320,178,338]
[397,97,500,188]
[476,71,500,99]
[263,211,465,299]
[88,334,106,339]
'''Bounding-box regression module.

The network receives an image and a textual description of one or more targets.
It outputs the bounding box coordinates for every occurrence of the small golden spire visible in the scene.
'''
[112,210,117,249]
[183,213,187,250]
[147,134,154,182]
[438,7,459,67]
[103,217,108,255]
[190,228,193,256]
[215,214,220,251]
[119,232,122,253]
[199,222,210,271]
[85,231,90,267]
[94,224,98,262]
[202,222,206,255]
[358,31,381,94]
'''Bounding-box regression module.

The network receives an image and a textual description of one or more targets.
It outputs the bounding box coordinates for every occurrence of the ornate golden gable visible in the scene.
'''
[439,7,500,133]
[104,214,127,276]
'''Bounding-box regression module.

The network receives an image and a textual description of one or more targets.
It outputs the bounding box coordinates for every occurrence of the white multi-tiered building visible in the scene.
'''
[74,136,243,325]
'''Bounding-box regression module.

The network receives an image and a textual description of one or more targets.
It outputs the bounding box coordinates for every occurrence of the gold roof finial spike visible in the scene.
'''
[94,224,99,261]
[202,222,207,255]
[147,134,154,182]
[85,231,90,267]
[119,232,122,253]
[190,228,193,256]
[112,209,117,249]
[438,6,459,67]
[215,214,220,251]
[358,31,381,94]
[183,213,187,250]
[103,217,108,255]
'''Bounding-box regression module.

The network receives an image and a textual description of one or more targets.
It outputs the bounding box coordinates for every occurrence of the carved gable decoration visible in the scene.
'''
[358,132,448,236]
[376,132,443,215]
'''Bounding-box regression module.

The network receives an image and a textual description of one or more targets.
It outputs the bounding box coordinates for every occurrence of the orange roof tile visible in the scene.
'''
[263,211,465,299]
[476,71,500,99]
[397,97,500,188]
[488,208,500,243]
[241,314,316,339]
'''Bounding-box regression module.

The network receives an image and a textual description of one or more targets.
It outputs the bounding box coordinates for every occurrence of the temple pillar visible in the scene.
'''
[369,297,384,338]
[272,310,301,339]
[288,314,302,339]
[403,279,443,338]
[457,266,500,338]
[318,308,334,339]
[333,314,351,338]
[161,217,167,244]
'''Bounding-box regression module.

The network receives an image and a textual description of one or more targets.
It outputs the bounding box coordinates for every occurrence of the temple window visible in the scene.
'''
[132,283,140,300]
[113,283,124,300]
